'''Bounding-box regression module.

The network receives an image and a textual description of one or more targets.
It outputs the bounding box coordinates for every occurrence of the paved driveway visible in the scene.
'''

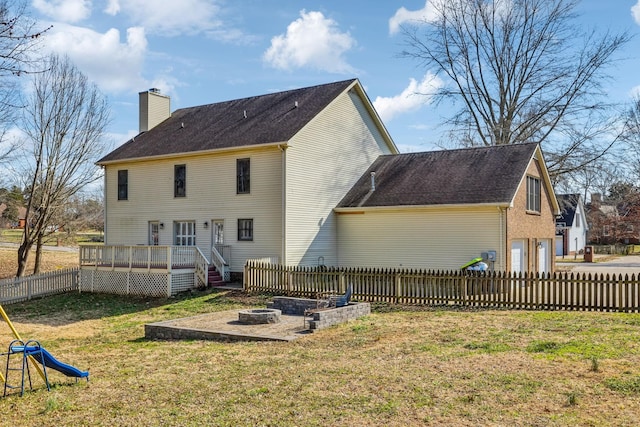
[558,255,640,275]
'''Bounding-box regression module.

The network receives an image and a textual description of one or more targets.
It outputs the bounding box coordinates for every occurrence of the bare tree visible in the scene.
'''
[0,0,49,164]
[622,96,640,181]
[16,54,110,277]
[400,0,629,179]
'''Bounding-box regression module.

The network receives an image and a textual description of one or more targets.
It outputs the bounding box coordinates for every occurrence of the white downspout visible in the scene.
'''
[279,145,286,264]
[102,166,108,245]
[499,206,505,271]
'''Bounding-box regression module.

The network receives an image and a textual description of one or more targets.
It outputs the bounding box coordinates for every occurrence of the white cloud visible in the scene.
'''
[44,24,148,93]
[32,0,92,23]
[389,1,439,35]
[263,10,356,74]
[103,0,222,36]
[104,0,120,15]
[373,73,443,122]
[633,1,640,25]
[631,85,640,98]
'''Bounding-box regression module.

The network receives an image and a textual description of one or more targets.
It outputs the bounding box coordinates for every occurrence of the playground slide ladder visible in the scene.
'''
[3,340,50,397]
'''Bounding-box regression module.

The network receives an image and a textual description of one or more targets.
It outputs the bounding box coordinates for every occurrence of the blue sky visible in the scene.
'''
[27,0,640,154]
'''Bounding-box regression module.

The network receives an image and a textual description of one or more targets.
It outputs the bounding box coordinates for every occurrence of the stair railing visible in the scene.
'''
[194,247,209,288]
[211,245,230,282]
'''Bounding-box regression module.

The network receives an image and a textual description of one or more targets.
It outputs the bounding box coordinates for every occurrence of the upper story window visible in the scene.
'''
[575,213,581,228]
[237,158,250,194]
[117,170,128,200]
[174,164,186,197]
[526,176,541,213]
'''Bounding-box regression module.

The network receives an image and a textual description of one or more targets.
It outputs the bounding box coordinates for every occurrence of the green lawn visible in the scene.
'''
[0,289,638,426]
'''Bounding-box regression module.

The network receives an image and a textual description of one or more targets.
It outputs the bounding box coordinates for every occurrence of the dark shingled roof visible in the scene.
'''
[337,143,540,208]
[556,194,580,226]
[98,79,358,164]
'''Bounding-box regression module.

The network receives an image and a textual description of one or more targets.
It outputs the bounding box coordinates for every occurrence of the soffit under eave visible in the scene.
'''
[95,141,288,167]
[334,202,511,213]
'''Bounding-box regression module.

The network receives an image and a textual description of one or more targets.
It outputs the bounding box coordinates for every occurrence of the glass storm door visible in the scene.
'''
[149,221,160,246]
[213,220,224,246]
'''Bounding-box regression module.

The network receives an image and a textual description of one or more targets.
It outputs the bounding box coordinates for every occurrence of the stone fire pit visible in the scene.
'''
[238,308,282,324]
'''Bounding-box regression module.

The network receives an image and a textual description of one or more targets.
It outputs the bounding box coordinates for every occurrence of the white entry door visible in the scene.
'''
[511,240,526,273]
[538,240,549,274]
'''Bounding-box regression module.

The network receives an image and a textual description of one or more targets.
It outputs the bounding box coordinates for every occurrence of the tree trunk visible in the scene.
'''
[16,238,33,277]
[33,232,43,275]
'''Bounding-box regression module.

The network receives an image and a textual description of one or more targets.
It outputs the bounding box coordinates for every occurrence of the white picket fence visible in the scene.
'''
[0,268,79,304]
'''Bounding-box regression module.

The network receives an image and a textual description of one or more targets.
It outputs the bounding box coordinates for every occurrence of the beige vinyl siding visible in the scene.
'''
[336,206,503,270]
[285,88,393,266]
[139,91,170,132]
[104,147,283,272]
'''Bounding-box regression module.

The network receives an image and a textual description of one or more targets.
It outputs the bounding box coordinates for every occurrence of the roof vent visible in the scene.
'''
[370,172,376,191]
[243,110,247,119]
[294,101,298,108]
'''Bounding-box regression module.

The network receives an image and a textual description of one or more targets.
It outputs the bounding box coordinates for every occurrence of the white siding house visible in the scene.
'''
[555,194,589,256]
[97,79,397,277]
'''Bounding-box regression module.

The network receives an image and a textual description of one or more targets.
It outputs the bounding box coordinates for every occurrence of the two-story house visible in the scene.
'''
[89,79,559,294]
[96,79,398,280]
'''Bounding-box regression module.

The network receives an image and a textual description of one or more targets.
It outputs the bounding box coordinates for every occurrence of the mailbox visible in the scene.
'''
[584,246,593,263]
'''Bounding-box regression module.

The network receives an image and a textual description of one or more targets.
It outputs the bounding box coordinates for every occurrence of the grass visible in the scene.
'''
[0,250,639,425]
[0,247,79,279]
[0,290,637,426]
[0,229,102,247]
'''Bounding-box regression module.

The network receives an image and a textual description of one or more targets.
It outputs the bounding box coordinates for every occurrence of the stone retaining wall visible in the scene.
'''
[267,296,370,331]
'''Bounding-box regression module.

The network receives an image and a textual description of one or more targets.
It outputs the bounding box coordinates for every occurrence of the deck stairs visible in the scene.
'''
[208,266,225,287]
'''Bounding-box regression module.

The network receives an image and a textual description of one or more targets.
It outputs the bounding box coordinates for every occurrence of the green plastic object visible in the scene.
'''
[460,257,483,270]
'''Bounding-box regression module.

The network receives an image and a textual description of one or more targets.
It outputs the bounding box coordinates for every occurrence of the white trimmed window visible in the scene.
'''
[174,221,196,246]
[237,218,253,241]
[526,176,541,213]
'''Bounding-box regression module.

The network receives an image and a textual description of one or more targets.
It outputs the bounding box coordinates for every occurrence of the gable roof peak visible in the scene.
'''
[98,78,367,164]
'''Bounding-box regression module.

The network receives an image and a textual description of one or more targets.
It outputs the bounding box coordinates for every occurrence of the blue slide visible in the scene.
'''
[15,345,89,379]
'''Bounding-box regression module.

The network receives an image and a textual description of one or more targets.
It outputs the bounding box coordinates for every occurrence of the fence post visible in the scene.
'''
[244,262,249,292]
[395,271,401,304]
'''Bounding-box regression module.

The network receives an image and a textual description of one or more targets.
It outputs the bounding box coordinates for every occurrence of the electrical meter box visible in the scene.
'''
[481,251,497,262]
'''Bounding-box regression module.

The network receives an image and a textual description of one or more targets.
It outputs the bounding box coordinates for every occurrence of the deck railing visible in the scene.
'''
[244,261,640,313]
[80,245,202,271]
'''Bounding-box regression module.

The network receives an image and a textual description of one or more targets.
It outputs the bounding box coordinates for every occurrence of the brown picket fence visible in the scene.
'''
[244,261,640,312]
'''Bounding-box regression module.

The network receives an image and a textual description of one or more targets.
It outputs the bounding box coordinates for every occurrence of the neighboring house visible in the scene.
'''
[97,79,398,278]
[335,143,560,273]
[587,193,640,245]
[555,194,588,256]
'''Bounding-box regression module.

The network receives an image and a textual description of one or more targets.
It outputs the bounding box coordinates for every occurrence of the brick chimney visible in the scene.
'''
[591,193,601,208]
[139,88,170,132]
